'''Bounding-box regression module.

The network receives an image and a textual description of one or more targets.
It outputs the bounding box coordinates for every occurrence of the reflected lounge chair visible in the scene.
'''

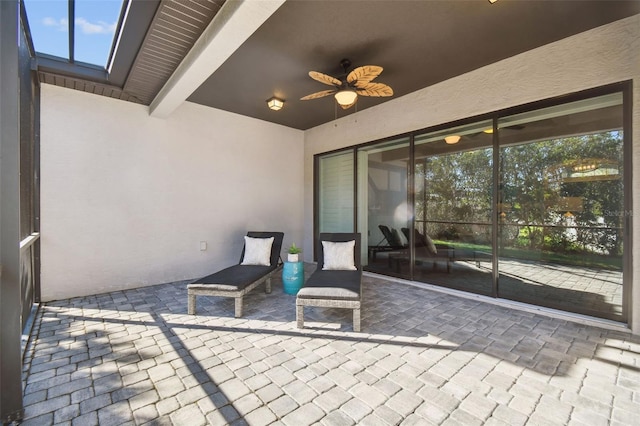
[391,227,452,272]
[369,225,407,260]
[296,233,362,332]
[401,227,490,269]
[188,231,284,317]
[401,227,440,254]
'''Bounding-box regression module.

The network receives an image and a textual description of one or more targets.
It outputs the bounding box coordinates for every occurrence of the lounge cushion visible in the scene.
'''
[297,270,361,300]
[322,240,357,270]
[191,264,274,291]
[241,236,274,266]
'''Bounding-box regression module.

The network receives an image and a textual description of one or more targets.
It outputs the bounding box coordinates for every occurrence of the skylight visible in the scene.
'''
[24,0,126,69]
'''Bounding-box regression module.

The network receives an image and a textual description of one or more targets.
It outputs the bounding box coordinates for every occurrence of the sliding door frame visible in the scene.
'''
[313,80,632,324]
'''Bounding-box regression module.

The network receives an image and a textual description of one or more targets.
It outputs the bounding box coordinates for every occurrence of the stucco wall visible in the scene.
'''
[41,85,304,301]
[303,15,640,332]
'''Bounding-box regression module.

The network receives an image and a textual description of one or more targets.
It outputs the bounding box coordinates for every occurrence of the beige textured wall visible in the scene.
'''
[41,85,304,301]
[304,15,640,333]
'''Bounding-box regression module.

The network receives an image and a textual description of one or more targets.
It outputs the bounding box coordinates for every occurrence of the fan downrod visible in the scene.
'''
[340,58,352,73]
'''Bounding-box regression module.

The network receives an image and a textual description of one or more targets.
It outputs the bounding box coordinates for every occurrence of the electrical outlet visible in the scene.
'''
[200,241,207,251]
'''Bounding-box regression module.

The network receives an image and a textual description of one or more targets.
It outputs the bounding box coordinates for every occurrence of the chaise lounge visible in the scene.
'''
[188,231,284,317]
[368,225,407,261]
[296,233,362,332]
[401,227,453,272]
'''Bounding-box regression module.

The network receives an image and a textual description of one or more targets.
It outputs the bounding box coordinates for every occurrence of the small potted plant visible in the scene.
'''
[287,243,302,262]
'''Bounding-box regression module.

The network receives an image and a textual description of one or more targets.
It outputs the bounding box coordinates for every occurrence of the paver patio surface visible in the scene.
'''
[20,267,640,425]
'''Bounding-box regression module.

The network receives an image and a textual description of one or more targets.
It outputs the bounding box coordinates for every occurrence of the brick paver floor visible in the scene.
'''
[20,266,640,425]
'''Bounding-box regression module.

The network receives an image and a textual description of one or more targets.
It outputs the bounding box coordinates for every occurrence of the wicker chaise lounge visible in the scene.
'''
[296,233,362,332]
[188,231,284,318]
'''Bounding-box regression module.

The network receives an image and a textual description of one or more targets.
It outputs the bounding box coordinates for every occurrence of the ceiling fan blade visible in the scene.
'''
[308,71,341,87]
[348,65,383,85]
[300,89,336,100]
[355,82,394,97]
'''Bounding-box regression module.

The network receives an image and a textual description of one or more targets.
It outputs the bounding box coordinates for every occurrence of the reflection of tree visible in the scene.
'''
[501,132,623,256]
[416,149,492,243]
[501,143,549,249]
[415,131,623,258]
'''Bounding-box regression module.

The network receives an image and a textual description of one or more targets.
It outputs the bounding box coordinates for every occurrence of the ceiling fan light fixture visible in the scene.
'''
[334,89,358,106]
[444,135,461,144]
[266,97,284,111]
[302,60,392,108]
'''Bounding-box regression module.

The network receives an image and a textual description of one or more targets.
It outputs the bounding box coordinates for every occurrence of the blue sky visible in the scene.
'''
[24,0,124,68]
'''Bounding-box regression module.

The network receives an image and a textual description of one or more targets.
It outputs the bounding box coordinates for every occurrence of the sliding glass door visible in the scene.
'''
[413,121,494,295]
[318,151,354,233]
[497,93,625,321]
[357,138,410,276]
[314,84,629,323]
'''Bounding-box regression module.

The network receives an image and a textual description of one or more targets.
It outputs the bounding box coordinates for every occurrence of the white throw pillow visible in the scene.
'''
[241,236,274,266]
[322,240,357,270]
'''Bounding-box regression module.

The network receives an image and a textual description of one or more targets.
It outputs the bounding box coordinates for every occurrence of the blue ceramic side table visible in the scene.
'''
[282,261,304,295]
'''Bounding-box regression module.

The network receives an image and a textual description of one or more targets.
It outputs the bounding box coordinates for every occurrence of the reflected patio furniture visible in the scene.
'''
[388,245,492,273]
[388,248,453,273]
[369,225,407,261]
[296,233,362,332]
[398,228,492,271]
[187,231,284,317]
[383,228,453,273]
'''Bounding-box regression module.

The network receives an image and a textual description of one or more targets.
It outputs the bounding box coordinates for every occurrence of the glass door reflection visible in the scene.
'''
[358,138,411,278]
[413,121,494,295]
[497,93,625,321]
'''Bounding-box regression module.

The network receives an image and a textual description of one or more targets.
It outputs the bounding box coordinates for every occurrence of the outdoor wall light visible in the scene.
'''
[334,89,358,107]
[267,97,284,111]
[444,135,461,144]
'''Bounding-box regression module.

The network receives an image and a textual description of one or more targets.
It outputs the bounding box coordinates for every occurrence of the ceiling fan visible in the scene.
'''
[300,59,393,110]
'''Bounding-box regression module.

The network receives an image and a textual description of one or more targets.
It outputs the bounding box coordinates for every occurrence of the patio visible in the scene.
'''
[21,267,639,425]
